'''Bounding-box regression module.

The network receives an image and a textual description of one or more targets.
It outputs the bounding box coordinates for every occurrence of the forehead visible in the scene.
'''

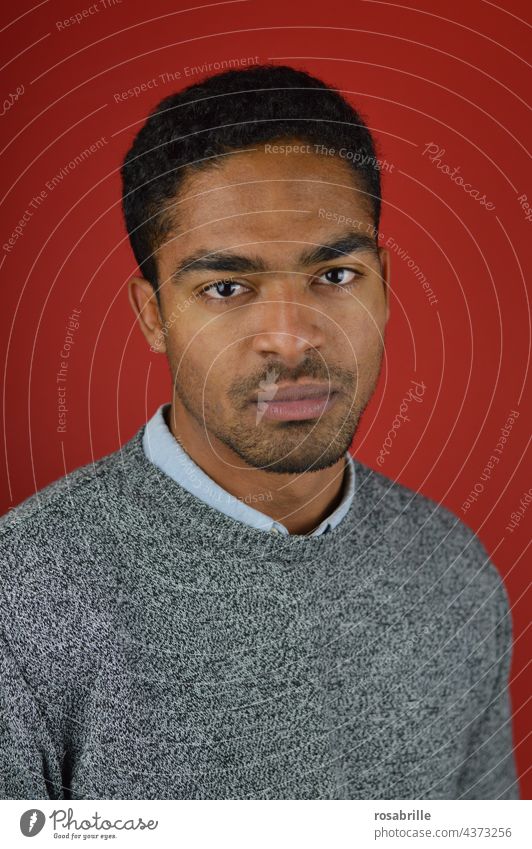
[162,145,376,258]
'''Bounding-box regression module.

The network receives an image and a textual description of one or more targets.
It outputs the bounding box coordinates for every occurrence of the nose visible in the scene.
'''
[249,286,327,366]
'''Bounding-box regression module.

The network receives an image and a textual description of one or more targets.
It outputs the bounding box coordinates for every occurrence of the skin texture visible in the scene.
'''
[129,139,390,534]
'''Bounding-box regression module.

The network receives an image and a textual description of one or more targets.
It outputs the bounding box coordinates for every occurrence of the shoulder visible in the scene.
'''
[356,461,513,699]
[0,428,144,565]
[0,427,145,636]
[0,428,145,705]
[354,457,509,610]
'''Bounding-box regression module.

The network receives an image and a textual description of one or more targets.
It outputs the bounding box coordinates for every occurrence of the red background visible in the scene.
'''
[1,0,530,797]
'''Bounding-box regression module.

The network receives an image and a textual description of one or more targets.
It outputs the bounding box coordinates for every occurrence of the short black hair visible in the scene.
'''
[121,64,382,292]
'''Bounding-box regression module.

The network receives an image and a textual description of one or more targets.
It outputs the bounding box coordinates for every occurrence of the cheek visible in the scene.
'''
[340,306,386,361]
[165,324,235,399]
[162,308,204,363]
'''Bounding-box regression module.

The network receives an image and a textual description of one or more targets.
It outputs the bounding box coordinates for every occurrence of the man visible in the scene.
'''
[0,65,518,800]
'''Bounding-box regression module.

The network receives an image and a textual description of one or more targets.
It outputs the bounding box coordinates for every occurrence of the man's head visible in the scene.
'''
[123,64,390,475]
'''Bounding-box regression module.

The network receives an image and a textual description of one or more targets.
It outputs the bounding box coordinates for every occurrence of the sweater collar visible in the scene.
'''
[116,425,384,569]
[142,403,356,537]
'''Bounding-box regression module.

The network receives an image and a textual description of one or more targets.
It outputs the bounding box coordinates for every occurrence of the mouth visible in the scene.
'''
[251,381,340,421]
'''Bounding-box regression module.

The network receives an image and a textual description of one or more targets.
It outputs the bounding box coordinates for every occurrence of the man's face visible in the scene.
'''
[152,141,389,474]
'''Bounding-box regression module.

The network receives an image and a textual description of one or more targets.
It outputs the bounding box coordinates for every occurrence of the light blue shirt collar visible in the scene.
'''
[142,404,355,536]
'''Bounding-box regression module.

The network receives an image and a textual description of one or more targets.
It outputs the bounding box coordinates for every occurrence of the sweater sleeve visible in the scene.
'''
[0,630,65,799]
[456,573,520,800]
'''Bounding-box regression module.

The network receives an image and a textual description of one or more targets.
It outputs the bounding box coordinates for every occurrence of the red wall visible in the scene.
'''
[1,0,530,797]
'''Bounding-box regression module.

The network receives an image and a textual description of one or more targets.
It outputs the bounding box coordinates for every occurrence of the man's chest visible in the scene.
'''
[69,576,478,799]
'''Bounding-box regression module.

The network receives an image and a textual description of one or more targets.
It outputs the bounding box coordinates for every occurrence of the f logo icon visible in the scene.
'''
[20,809,45,836]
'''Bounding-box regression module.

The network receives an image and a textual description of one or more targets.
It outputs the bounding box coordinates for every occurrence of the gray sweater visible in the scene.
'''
[0,425,519,800]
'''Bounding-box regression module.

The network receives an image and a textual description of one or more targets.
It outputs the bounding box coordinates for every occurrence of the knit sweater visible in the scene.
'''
[0,425,519,800]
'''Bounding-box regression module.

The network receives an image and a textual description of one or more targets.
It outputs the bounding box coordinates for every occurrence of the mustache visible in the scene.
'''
[227,360,357,405]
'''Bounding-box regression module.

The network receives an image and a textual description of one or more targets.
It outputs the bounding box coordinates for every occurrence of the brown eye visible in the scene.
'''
[200,279,247,299]
[318,267,360,287]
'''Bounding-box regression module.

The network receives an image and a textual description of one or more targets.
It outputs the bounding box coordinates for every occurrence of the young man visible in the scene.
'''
[0,66,518,800]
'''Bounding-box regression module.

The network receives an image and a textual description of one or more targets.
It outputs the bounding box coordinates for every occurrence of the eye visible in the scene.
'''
[317,267,361,288]
[199,279,248,300]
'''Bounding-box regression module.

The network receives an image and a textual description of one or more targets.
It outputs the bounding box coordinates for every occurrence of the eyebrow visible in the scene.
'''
[299,232,379,266]
[171,250,267,284]
[170,230,379,285]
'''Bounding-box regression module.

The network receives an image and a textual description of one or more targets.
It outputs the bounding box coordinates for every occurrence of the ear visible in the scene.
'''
[128,276,166,353]
[378,246,391,323]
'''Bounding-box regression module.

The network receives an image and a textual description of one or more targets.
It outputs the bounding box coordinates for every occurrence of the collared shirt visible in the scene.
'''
[142,403,355,536]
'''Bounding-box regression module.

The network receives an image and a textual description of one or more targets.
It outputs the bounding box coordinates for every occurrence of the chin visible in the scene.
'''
[232,423,356,474]
[256,455,345,475]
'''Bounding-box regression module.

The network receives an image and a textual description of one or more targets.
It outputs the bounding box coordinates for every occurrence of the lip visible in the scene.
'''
[253,381,337,402]
[252,382,340,421]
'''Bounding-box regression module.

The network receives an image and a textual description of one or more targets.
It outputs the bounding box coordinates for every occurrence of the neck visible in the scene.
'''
[165,400,347,535]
